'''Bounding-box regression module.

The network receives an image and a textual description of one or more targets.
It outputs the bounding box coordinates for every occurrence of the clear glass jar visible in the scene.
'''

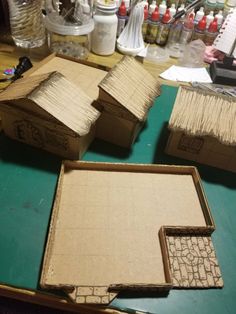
[91,1,118,56]
[44,15,94,59]
[7,0,45,48]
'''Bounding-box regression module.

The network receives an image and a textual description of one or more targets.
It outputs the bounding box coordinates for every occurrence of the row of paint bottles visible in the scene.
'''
[192,16,218,45]
[194,6,223,29]
[145,7,171,45]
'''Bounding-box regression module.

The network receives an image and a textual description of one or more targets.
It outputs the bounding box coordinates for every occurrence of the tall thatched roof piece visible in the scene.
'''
[0,72,100,136]
[98,56,161,121]
[169,86,236,146]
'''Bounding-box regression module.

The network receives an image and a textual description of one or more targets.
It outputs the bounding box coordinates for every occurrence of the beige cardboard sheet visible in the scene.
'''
[42,162,208,289]
[26,56,108,100]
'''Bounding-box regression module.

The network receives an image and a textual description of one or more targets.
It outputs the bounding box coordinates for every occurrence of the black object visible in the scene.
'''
[210,55,236,86]
[13,56,33,80]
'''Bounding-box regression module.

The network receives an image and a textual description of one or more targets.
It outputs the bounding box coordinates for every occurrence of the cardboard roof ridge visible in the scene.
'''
[0,71,101,136]
[98,56,161,121]
[169,86,236,146]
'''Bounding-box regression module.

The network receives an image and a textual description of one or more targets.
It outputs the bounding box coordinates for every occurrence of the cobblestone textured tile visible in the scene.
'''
[73,286,117,304]
[166,235,223,288]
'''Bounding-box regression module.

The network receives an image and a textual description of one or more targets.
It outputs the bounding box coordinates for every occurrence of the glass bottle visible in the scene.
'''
[192,16,207,41]
[145,7,160,44]
[7,0,45,48]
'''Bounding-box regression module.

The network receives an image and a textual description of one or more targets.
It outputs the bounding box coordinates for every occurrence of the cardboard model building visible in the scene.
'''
[166,86,236,173]
[94,56,161,148]
[0,71,100,159]
[41,161,223,305]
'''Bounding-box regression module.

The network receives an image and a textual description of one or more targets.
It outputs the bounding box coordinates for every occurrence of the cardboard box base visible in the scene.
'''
[1,111,96,160]
[40,161,220,304]
[166,131,236,173]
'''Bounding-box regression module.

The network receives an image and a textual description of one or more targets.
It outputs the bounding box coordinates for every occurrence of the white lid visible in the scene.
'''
[208,0,216,4]
[217,0,225,3]
[44,15,94,35]
[177,4,185,12]
[149,1,157,14]
[207,10,214,16]
[159,0,167,14]
[195,7,204,20]
[215,10,224,23]
[169,4,176,17]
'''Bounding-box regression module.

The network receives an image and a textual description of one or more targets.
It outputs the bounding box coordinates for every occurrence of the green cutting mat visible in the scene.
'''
[0,85,235,314]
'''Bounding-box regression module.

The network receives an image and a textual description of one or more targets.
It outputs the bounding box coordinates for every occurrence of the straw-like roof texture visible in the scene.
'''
[99,56,161,121]
[0,72,100,136]
[169,86,236,146]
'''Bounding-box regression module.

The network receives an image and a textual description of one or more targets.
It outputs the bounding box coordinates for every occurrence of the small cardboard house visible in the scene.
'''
[166,86,236,173]
[0,71,100,159]
[94,56,161,148]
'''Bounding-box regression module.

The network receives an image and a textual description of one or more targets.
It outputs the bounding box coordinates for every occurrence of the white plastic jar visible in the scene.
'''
[91,1,118,55]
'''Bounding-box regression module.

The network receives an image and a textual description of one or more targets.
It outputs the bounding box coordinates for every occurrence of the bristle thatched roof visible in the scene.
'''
[0,72,100,136]
[98,56,161,121]
[169,86,236,146]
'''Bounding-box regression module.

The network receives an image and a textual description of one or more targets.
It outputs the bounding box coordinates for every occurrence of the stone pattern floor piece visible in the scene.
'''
[69,286,117,304]
[166,234,223,288]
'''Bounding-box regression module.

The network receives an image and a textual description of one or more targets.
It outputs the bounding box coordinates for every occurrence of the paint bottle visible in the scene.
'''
[145,7,160,43]
[169,3,176,18]
[142,5,149,39]
[206,10,214,28]
[215,10,224,29]
[116,1,128,37]
[194,7,205,24]
[149,0,157,16]
[192,16,206,41]
[156,9,171,46]
[204,17,218,45]
[179,14,194,45]
[159,0,167,19]
[204,0,217,15]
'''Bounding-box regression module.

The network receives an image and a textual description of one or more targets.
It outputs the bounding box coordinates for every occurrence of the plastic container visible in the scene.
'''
[8,0,45,48]
[44,14,94,59]
[91,1,118,55]
[145,46,169,63]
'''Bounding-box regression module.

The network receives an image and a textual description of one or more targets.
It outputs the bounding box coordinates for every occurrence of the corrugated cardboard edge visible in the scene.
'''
[40,163,68,290]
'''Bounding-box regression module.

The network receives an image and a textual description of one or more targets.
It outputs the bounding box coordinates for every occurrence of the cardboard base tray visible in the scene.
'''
[40,161,223,305]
